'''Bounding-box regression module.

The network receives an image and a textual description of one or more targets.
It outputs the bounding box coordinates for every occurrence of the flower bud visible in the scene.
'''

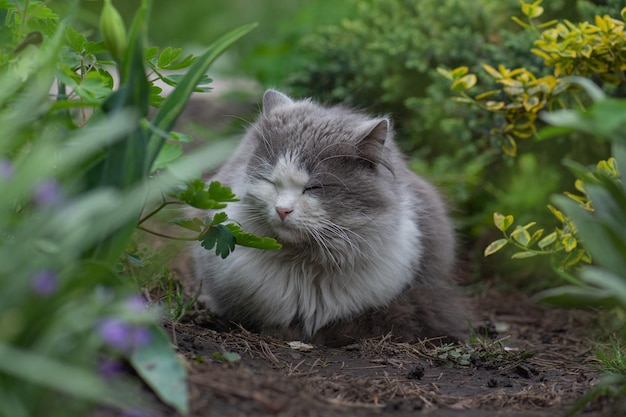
[99,0,127,61]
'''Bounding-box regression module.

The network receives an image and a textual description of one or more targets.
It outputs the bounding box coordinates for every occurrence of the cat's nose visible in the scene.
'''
[276,206,294,221]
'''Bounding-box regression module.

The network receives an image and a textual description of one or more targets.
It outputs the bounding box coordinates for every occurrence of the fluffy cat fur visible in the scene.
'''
[191,90,469,346]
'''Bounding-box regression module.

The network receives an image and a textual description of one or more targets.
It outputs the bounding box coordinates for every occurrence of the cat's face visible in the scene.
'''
[240,91,393,246]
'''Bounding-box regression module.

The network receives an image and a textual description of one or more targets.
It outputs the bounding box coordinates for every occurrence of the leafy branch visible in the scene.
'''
[139,179,282,257]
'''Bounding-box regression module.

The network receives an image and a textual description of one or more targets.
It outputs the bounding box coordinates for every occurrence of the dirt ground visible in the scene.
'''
[143,287,609,417]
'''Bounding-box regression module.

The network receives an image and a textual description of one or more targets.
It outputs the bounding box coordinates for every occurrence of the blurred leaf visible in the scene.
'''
[436,67,452,80]
[84,41,107,55]
[0,342,135,410]
[151,142,183,171]
[511,16,531,29]
[176,180,236,210]
[534,285,617,308]
[64,26,85,52]
[449,66,469,79]
[451,74,477,91]
[481,64,502,79]
[561,235,577,252]
[131,325,188,415]
[169,217,203,233]
[493,212,514,232]
[169,132,193,142]
[208,181,238,203]
[561,76,606,103]
[554,195,626,276]
[157,46,182,68]
[579,267,626,309]
[510,225,531,246]
[512,251,538,259]
[538,231,557,248]
[484,238,508,257]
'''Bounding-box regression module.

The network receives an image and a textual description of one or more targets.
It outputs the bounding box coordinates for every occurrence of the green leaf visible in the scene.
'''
[493,212,514,232]
[169,217,204,233]
[131,325,189,415]
[227,223,282,250]
[538,231,557,248]
[510,226,531,247]
[561,235,577,252]
[84,41,107,55]
[165,73,213,91]
[177,180,227,210]
[211,212,228,225]
[528,228,544,246]
[451,74,477,91]
[534,286,617,308]
[151,142,183,171]
[201,224,236,258]
[208,181,238,203]
[501,135,517,157]
[511,16,531,29]
[484,238,508,257]
[511,251,538,259]
[436,67,452,80]
[65,26,85,52]
[157,46,182,68]
[169,131,193,142]
[449,66,469,79]
[580,267,626,309]
[160,54,196,71]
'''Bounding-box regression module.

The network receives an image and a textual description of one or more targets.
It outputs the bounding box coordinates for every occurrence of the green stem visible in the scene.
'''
[138,197,184,225]
[137,225,198,241]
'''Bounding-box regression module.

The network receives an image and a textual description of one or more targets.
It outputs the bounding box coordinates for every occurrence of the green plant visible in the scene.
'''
[0,1,266,415]
[440,1,626,156]
[488,79,626,414]
[438,1,626,405]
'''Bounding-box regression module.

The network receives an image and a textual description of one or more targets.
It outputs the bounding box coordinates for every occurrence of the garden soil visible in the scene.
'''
[150,287,609,417]
[97,90,619,417]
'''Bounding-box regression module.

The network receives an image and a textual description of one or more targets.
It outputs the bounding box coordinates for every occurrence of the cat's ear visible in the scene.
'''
[356,118,390,162]
[263,90,294,114]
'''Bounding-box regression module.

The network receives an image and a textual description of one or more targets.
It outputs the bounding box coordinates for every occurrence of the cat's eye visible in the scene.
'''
[303,185,324,194]
[258,177,275,185]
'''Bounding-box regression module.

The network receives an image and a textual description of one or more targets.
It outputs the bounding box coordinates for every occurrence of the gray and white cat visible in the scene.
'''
[191,90,469,346]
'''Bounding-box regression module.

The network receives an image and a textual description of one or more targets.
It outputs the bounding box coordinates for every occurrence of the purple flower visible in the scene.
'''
[31,270,58,297]
[126,295,148,313]
[33,179,62,205]
[0,159,13,180]
[97,318,151,352]
[98,318,133,351]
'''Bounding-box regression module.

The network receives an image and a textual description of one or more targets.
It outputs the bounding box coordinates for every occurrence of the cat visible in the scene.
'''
[191,89,469,346]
